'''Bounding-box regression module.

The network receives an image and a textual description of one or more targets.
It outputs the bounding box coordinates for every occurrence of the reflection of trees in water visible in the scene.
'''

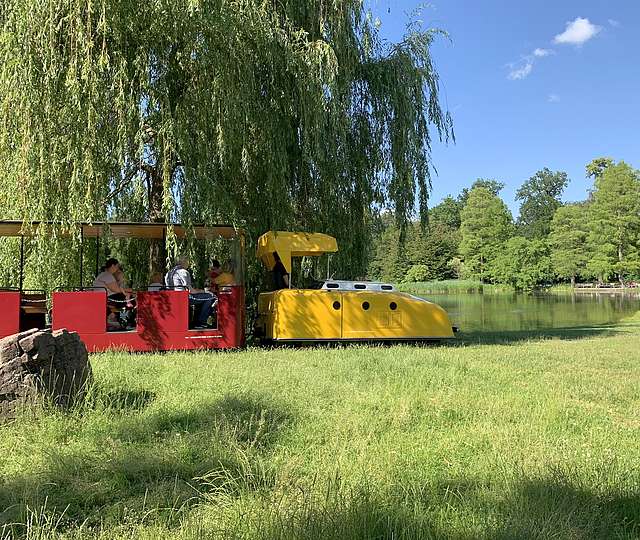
[420,292,639,333]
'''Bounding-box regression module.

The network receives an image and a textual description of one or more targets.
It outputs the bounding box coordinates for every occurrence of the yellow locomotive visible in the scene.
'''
[255,231,456,343]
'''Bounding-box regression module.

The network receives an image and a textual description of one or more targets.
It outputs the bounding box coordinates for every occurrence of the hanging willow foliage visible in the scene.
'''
[0,0,453,286]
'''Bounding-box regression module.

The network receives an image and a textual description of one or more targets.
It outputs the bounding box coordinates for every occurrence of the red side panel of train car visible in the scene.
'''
[53,291,107,334]
[0,291,20,338]
[52,288,245,353]
[217,286,245,348]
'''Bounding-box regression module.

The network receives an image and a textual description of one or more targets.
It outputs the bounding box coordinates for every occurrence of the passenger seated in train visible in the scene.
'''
[272,252,289,290]
[115,266,136,308]
[213,259,236,287]
[165,256,214,329]
[148,272,164,292]
[208,259,222,284]
[93,258,136,329]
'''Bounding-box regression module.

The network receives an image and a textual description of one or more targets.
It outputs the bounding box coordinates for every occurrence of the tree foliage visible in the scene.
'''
[586,157,615,180]
[368,220,409,283]
[516,168,569,239]
[490,237,552,290]
[0,0,453,287]
[405,222,459,281]
[457,179,505,209]
[368,218,458,283]
[588,162,640,283]
[549,203,589,285]
[459,187,513,281]
[370,158,640,289]
[403,264,431,283]
[429,196,463,229]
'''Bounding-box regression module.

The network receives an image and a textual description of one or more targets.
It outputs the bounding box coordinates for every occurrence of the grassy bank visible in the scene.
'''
[397,279,513,295]
[399,281,640,296]
[2,317,640,539]
[547,284,640,295]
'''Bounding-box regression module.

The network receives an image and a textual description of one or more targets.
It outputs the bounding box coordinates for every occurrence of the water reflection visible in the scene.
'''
[421,292,640,333]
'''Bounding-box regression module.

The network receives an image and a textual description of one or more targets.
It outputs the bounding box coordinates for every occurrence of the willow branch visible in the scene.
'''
[102,167,141,206]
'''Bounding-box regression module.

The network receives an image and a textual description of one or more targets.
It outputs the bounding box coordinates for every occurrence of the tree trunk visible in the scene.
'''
[570,275,576,288]
[618,243,625,287]
[148,167,166,276]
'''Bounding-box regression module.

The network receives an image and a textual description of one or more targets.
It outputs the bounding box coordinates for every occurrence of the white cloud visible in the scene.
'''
[508,60,533,80]
[548,94,561,103]
[533,48,553,57]
[507,48,553,81]
[608,19,621,27]
[554,17,602,45]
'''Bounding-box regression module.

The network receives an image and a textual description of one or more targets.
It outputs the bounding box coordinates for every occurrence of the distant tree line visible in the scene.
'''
[369,158,640,290]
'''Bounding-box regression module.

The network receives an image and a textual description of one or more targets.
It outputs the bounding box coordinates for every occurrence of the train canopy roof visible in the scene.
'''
[257,231,338,273]
[0,221,242,240]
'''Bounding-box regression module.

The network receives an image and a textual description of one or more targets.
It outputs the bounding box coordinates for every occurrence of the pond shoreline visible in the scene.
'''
[570,287,640,294]
[397,280,640,296]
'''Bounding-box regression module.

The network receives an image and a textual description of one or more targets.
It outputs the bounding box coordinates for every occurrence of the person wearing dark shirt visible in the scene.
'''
[272,252,289,290]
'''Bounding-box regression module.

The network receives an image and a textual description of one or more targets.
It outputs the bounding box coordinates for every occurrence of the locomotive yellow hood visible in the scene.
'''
[257,231,338,273]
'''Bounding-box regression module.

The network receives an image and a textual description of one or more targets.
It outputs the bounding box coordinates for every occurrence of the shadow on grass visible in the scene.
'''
[246,476,640,540]
[245,487,445,540]
[490,479,640,540]
[0,394,293,533]
[260,323,637,350]
[88,388,157,413]
[113,394,291,450]
[456,324,627,346]
[419,475,640,539]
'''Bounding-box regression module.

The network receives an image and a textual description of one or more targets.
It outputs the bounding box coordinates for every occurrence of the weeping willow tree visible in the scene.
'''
[0,0,453,288]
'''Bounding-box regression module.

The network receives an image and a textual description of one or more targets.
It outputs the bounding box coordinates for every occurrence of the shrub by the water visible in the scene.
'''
[397,279,513,294]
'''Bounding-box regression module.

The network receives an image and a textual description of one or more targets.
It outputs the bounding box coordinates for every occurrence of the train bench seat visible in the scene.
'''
[20,293,47,315]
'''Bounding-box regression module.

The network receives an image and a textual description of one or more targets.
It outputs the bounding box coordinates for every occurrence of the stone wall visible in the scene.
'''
[0,328,92,421]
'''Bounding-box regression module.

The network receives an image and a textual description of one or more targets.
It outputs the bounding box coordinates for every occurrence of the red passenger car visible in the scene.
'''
[0,222,49,338]
[0,221,245,352]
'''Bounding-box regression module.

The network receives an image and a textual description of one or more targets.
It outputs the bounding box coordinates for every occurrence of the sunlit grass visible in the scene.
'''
[1,320,640,539]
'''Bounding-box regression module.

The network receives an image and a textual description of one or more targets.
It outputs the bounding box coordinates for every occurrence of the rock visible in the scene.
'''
[0,329,92,421]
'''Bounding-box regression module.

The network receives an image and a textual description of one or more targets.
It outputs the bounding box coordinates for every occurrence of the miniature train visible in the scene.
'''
[0,222,456,352]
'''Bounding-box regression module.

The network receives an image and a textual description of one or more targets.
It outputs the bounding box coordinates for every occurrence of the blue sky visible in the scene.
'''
[368,0,640,215]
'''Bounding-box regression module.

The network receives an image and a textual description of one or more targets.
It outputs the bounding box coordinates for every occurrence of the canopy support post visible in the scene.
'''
[162,227,166,271]
[95,235,100,276]
[79,227,84,288]
[19,235,24,291]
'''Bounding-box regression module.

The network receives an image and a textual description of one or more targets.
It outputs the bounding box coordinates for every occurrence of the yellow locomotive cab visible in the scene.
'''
[257,231,338,273]
[255,231,457,343]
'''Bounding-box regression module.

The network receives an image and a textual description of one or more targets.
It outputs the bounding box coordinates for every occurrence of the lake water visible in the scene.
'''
[420,292,640,333]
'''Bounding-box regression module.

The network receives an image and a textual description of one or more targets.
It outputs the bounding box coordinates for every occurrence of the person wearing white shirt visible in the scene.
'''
[93,258,136,329]
[165,257,214,329]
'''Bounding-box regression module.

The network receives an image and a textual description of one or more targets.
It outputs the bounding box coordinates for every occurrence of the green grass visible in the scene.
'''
[2,316,640,539]
[545,284,581,293]
[397,279,513,295]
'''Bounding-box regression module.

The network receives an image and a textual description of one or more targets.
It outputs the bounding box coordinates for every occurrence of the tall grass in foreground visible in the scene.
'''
[397,279,513,295]
[6,466,637,539]
[1,321,640,538]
